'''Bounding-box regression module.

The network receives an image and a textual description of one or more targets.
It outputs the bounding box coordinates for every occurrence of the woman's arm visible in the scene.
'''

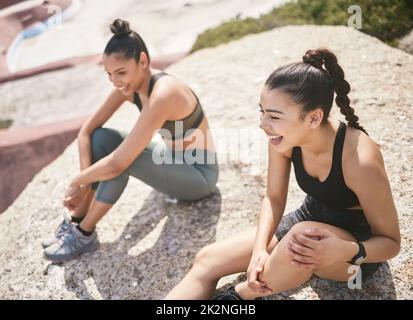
[69,84,175,188]
[253,143,291,252]
[77,89,129,170]
[63,89,129,209]
[246,143,291,292]
[343,142,401,262]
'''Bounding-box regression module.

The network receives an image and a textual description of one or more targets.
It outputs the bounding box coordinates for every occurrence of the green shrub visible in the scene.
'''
[191,17,271,52]
[0,118,13,129]
[191,0,413,52]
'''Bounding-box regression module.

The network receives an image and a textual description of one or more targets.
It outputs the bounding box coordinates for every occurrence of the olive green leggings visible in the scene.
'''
[90,128,219,204]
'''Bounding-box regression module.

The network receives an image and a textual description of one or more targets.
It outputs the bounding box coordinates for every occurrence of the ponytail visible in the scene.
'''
[303,49,368,135]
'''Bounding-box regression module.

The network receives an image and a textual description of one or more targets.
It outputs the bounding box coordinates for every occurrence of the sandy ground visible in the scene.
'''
[9,0,288,71]
[0,25,412,299]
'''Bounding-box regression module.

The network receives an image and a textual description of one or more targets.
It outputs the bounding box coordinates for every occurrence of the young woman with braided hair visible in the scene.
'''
[166,48,400,300]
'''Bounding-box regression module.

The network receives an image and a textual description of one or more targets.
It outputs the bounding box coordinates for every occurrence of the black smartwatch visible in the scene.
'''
[348,242,367,266]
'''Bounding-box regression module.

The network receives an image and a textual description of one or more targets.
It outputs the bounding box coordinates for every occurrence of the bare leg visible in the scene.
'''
[235,221,358,300]
[78,197,113,232]
[165,227,278,300]
[71,187,95,218]
[166,220,358,300]
[70,187,113,233]
[235,234,314,300]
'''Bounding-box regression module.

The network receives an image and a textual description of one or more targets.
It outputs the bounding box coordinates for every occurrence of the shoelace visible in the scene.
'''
[57,225,76,246]
[58,220,70,234]
[55,213,72,235]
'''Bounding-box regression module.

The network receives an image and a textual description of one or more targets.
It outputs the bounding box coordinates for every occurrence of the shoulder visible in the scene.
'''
[149,73,186,109]
[343,126,386,187]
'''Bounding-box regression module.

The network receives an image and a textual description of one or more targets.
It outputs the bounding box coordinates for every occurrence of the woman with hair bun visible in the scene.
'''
[166,48,400,300]
[42,19,218,262]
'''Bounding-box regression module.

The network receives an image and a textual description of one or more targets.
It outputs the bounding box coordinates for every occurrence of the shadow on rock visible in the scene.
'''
[60,190,222,299]
[309,262,397,300]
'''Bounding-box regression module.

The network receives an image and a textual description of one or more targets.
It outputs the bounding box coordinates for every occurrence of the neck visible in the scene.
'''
[135,68,152,96]
[299,119,338,156]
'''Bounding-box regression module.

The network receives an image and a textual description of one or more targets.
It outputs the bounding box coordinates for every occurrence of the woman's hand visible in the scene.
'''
[63,183,86,212]
[246,250,273,294]
[285,227,351,269]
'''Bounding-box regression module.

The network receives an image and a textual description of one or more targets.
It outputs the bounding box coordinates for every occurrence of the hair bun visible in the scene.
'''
[110,19,132,37]
[302,50,324,69]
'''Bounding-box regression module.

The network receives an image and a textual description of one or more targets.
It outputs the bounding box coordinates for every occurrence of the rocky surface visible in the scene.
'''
[0,25,412,299]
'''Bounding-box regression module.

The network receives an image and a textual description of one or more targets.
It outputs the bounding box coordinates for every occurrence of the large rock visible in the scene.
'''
[0,25,412,299]
[399,29,413,55]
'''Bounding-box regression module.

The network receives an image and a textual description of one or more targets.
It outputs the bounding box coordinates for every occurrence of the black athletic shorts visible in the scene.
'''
[275,195,381,280]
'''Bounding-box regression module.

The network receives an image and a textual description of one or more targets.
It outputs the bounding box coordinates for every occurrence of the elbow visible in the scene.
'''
[77,128,91,141]
[78,121,97,139]
[392,232,401,257]
[386,237,401,260]
[393,240,401,258]
[109,154,127,177]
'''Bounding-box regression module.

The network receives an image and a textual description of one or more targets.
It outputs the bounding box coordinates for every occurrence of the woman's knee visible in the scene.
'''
[289,221,320,235]
[194,245,215,267]
[91,128,123,162]
[277,221,317,248]
[91,128,107,160]
[192,244,228,281]
[278,221,321,258]
[262,222,319,273]
[91,127,110,142]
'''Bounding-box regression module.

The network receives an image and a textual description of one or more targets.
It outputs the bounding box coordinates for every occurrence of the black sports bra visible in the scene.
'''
[133,72,204,140]
[291,121,360,209]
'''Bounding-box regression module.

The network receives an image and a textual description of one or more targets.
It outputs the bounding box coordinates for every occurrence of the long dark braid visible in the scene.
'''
[303,49,368,135]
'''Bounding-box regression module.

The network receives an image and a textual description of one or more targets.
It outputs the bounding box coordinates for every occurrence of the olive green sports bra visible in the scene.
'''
[133,72,204,140]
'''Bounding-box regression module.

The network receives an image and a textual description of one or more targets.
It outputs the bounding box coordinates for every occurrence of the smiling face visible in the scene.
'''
[102,52,148,95]
[259,86,323,152]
